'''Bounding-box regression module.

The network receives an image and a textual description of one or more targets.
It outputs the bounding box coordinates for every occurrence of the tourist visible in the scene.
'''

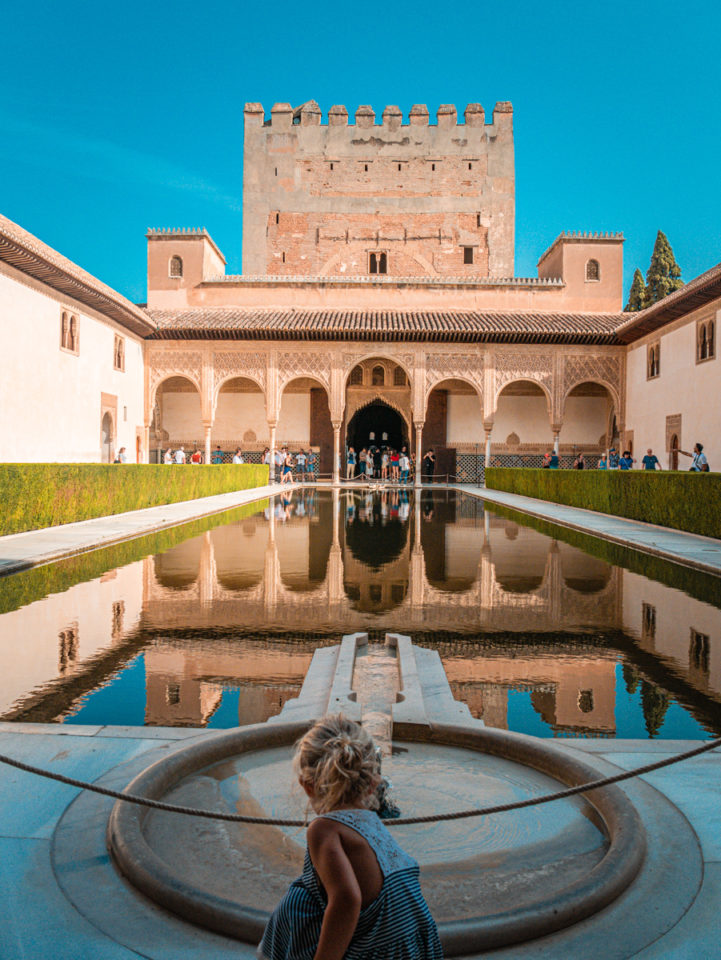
[258,715,443,960]
[347,446,356,480]
[365,448,374,480]
[548,450,560,469]
[114,446,128,463]
[357,447,367,479]
[174,446,186,464]
[641,448,661,470]
[679,442,709,472]
[307,449,318,480]
[190,448,203,464]
[542,451,551,468]
[597,453,608,470]
[296,448,307,479]
[381,449,389,481]
[608,447,620,469]
[163,448,173,465]
[211,445,223,465]
[573,453,585,470]
[391,449,400,481]
[619,450,636,470]
[281,450,294,484]
[399,450,410,484]
[262,446,270,466]
[274,447,285,482]
[232,447,244,464]
[422,448,435,482]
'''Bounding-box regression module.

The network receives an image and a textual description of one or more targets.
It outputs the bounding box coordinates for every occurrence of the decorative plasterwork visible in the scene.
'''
[148,350,203,402]
[562,354,622,410]
[213,351,267,394]
[494,353,553,398]
[344,392,412,429]
[277,351,331,391]
[424,353,484,397]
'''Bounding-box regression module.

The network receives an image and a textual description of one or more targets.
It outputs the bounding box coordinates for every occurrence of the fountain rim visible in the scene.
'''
[107,719,646,956]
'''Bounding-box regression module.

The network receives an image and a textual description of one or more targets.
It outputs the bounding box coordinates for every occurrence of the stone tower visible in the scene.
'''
[242,101,514,278]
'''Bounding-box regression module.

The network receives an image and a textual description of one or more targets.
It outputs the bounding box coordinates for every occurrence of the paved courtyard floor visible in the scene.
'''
[0,724,718,959]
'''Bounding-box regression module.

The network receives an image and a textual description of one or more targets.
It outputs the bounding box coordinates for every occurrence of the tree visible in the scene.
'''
[640,679,670,738]
[622,663,640,695]
[625,268,647,312]
[645,230,683,305]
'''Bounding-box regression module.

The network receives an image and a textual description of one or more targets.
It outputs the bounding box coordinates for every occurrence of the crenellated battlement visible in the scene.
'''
[243,101,513,129]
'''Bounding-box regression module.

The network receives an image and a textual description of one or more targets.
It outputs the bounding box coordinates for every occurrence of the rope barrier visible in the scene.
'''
[0,735,719,827]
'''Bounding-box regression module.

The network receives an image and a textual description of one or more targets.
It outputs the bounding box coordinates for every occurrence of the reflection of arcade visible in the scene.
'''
[1,489,720,733]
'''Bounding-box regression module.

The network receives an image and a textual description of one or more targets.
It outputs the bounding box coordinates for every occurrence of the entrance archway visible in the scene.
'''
[101,412,114,463]
[346,400,408,453]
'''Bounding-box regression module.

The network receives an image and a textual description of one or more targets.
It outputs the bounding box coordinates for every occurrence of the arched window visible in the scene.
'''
[369,252,387,275]
[69,315,78,353]
[349,365,363,386]
[647,342,660,379]
[372,365,385,386]
[114,335,125,372]
[60,311,69,349]
[393,367,407,386]
[585,259,600,281]
[697,319,716,361]
[169,256,183,278]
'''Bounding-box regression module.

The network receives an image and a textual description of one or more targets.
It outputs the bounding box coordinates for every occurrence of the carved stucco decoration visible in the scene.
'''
[213,351,267,394]
[149,350,203,402]
[344,391,412,429]
[494,354,553,400]
[425,353,484,397]
[562,355,622,410]
[276,351,332,391]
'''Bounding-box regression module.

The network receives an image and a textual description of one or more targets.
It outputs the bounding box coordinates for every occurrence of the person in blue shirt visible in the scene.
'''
[211,445,223,464]
[597,454,608,470]
[608,447,620,469]
[549,451,560,469]
[619,450,636,470]
[641,448,661,470]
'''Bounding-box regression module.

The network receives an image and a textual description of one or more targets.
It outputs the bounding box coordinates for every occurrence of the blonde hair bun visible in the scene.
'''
[294,715,380,813]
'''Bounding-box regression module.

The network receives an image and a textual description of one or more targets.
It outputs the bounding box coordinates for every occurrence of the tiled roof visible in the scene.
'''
[0,215,156,337]
[615,261,721,342]
[147,307,624,344]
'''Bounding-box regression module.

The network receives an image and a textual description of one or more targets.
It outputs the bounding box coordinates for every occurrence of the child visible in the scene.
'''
[258,716,443,960]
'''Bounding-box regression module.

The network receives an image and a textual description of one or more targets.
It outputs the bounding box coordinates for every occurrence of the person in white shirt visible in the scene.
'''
[174,446,186,464]
[116,446,128,463]
[232,448,244,464]
[163,449,173,465]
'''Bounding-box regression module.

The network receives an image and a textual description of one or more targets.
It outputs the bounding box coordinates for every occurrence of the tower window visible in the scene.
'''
[468,162,472,170]
[169,255,183,278]
[372,365,385,386]
[282,252,286,263]
[585,259,600,281]
[690,629,710,673]
[431,163,436,171]
[275,212,279,224]
[364,164,368,172]
[330,162,334,171]
[274,167,278,176]
[463,246,474,265]
[369,252,387,275]
[61,311,79,353]
[477,213,481,227]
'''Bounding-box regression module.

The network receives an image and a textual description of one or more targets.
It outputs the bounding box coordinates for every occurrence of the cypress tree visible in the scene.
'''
[622,662,640,695]
[625,268,647,312]
[640,679,670,738]
[645,230,684,305]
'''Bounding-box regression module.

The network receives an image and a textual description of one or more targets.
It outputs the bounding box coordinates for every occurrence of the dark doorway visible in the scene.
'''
[346,401,408,452]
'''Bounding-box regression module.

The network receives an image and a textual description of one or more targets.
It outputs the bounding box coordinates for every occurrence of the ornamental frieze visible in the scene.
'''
[212,351,268,392]
[494,354,553,397]
[562,355,622,402]
[148,350,203,397]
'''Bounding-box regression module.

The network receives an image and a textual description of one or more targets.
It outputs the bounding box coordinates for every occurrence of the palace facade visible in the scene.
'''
[0,100,718,473]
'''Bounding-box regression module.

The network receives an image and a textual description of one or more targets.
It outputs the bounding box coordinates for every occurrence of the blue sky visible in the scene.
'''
[1,0,718,304]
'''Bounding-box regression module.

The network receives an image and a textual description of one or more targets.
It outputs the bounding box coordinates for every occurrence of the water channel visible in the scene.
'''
[0,489,719,738]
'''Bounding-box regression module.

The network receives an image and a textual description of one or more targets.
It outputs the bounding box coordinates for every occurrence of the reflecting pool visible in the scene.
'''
[0,489,719,738]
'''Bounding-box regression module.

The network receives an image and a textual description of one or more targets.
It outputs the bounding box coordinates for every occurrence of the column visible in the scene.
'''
[268,422,277,483]
[143,424,151,464]
[414,422,424,488]
[332,421,342,485]
[203,422,212,465]
[484,427,492,486]
[552,429,561,455]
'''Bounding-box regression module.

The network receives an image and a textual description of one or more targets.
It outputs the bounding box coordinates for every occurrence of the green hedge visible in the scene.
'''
[0,463,269,537]
[485,468,721,539]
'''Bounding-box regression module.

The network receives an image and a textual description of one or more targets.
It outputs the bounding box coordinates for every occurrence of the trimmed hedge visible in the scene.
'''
[0,500,267,617]
[0,463,269,537]
[485,468,721,539]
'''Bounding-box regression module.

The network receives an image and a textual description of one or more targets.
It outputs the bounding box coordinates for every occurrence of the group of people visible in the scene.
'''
[162,445,246,465]
[263,446,318,483]
[540,441,709,472]
[345,445,438,483]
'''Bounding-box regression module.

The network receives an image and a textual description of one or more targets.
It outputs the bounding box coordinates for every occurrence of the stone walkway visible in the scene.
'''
[0,483,284,576]
[0,724,718,959]
[455,484,721,576]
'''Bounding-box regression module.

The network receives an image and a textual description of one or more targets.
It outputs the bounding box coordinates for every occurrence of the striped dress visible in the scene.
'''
[258,808,443,960]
